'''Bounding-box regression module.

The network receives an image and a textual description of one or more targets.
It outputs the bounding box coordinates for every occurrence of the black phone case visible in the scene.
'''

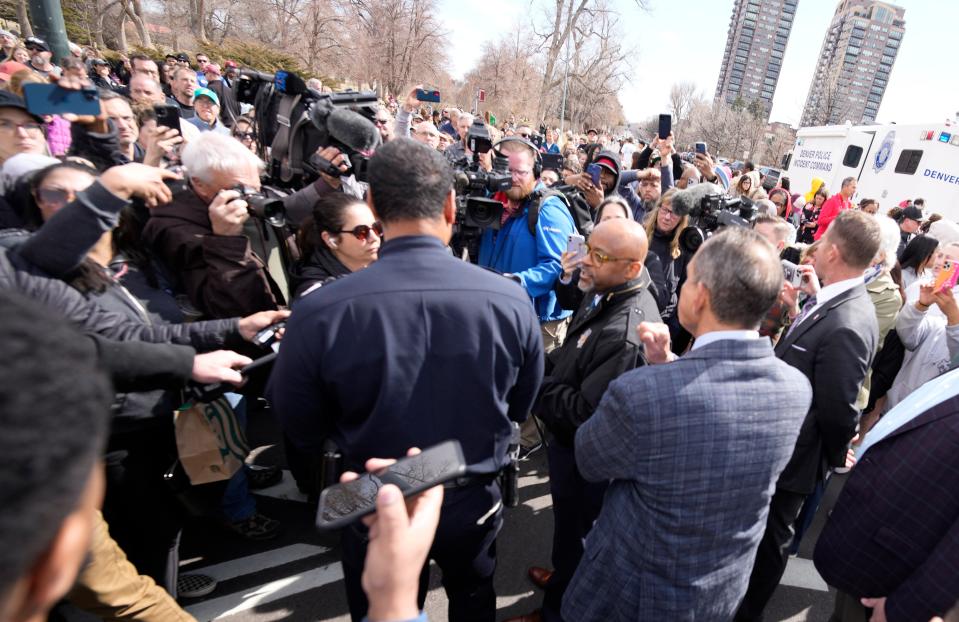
[315,440,466,531]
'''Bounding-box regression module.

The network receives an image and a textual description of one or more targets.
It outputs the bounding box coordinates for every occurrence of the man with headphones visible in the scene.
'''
[477,137,576,451]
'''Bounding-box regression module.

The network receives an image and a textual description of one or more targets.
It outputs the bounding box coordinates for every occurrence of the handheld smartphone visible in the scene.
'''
[23,83,101,116]
[934,263,959,291]
[567,234,587,263]
[781,260,804,288]
[415,88,441,103]
[695,142,708,155]
[586,163,602,187]
[240,351,278,376]
[252,321,286,349]
[316,440,467,531]
[658,113,672,140]
[153,104,182,136]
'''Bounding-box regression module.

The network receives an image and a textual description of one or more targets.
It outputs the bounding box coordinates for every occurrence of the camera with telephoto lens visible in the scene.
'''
[679,194,757,253]
[451,119,511,236]
[232,185,288,228]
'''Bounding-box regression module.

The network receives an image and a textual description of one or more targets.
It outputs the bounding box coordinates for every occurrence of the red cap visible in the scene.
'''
[0,61,29,81]
[224,60,238,68]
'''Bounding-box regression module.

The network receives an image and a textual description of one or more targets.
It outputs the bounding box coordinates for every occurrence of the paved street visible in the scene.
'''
[170,407,840,622]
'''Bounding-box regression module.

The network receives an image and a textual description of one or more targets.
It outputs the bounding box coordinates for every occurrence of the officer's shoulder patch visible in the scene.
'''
[625,306,645,347]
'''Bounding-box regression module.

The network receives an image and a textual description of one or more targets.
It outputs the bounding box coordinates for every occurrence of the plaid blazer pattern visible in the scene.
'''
[562,338,812,622]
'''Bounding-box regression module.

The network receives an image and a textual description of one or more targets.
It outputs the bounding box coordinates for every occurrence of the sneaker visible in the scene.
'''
[177,573,217,599]
[518,443,543,461]
[227,512,282,540]
[245,463,282,490]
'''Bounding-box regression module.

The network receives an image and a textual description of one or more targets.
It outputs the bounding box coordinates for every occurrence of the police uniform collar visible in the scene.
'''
[598,268,651,303]
[377,234,448,256]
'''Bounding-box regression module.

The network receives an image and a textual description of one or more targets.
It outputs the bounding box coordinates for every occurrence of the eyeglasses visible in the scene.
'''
[584,243,639,266]
[337,222,383,241]
[509,168,533,179]
[0,119,44,134]
[36,187,74,207]
[659,206,677,217]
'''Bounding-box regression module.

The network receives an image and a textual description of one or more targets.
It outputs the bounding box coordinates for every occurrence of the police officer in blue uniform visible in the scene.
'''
[267,138,544,622]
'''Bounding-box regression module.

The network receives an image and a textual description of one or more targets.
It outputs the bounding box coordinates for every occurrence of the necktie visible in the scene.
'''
[786,294,818,337]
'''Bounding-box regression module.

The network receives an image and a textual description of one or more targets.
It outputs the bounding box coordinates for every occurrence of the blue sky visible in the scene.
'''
[437,0,957,127]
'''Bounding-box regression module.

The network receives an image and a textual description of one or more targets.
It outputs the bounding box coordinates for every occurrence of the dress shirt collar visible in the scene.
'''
[814,275,863,307]
[691,329,760,351]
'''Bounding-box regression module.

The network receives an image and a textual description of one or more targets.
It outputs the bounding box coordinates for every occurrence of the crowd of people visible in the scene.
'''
[0,32,957,622]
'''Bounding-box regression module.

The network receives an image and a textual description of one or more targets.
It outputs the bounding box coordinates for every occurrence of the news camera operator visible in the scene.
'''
[478,137,575,350]
[142,132,286,318]
[268,138,544,622]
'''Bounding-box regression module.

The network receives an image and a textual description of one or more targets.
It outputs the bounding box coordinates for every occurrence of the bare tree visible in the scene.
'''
[668,82,698,146]
[16,0,32,37]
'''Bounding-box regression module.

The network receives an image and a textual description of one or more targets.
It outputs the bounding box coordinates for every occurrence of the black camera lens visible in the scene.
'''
[679,226,707,254]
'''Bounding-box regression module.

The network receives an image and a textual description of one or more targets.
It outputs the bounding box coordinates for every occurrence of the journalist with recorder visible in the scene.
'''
[268,138,543,622]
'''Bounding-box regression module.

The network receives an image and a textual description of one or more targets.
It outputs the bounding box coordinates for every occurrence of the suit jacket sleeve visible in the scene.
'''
[574,378,642,482]
[885,515,959,622]
[506,306,545,423]
[814,325,873,467]
[537,327,642,443]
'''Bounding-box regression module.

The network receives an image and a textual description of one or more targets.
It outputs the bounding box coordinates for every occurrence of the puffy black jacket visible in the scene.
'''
[535,270,662,446]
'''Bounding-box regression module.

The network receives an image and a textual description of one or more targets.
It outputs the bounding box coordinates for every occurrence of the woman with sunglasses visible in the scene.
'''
[290,192,382,298]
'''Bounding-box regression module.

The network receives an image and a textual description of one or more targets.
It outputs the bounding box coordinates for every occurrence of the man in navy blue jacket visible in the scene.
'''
[268,138,544,622]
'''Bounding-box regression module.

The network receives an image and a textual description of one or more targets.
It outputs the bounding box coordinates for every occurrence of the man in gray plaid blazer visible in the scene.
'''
[562,228,812,622]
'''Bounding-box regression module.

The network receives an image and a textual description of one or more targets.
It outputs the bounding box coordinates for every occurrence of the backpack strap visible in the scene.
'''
[526,188,569,236]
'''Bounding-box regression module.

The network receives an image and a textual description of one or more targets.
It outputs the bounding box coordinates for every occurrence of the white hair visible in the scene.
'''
[755,199,778,217]
[874,215,902,271]
[181,132,264,184]
[458,112,474,125]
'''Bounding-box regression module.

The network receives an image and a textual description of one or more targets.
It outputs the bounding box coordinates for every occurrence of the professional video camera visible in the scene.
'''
[451,119,511,237]
[234,69,381,186]
[671,183,758,253]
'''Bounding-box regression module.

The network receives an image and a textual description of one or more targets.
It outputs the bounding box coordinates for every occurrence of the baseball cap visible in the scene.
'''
[204,63,221,76]
[224,60,238,69]
[0,30,15,39]
[175,52,190,62]
[901,205,924,222]
[593,155,618,177]
[193,87,219,106]
[0,90,43,122]
[0,61,29,81]
[91,58,109,67]
[24,36,50,52]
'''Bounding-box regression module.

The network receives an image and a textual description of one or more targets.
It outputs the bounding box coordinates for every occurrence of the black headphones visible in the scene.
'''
[493,136,543,178]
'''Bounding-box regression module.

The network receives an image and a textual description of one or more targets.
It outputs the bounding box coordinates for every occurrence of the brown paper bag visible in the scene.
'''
[174,397,250,485]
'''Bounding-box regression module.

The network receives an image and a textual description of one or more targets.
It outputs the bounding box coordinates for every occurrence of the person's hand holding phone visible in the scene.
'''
[693,151,717,182]
[143,125,185,168]
[191,350,253,385]
[932,285,959,325]
[582,180,604,208]
[339,449,443,622]
[403,85,423,114]
[99,163,181,207]
[560,249,583,279]
[237,310,291,342]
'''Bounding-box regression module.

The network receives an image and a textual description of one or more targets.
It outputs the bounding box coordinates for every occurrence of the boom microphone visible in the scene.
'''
[309,99,381,154]
[670,182,723,218]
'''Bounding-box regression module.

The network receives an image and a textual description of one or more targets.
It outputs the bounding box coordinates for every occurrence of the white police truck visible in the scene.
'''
[785,121,959,221]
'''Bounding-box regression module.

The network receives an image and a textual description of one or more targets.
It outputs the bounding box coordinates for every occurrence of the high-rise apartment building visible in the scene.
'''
[799,0,905,127]
[714,0,798,119]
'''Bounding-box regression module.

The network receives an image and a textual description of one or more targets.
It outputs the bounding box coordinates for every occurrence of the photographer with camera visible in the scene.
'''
[143,132,285,318]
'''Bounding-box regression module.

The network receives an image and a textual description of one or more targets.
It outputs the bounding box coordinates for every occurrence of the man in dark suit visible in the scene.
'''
[268,138,543,622]
[561,228,813,621]
[814,366,959,622]
[736,210,881,621]
[509,218,662,622]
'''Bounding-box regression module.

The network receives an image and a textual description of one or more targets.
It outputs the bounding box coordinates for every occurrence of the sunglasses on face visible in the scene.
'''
[233,131,255,140]
[338,221,383,241]
[36,187,73,207]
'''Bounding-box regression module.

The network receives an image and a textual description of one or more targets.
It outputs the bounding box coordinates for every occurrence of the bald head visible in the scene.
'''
[578,218,648,293]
